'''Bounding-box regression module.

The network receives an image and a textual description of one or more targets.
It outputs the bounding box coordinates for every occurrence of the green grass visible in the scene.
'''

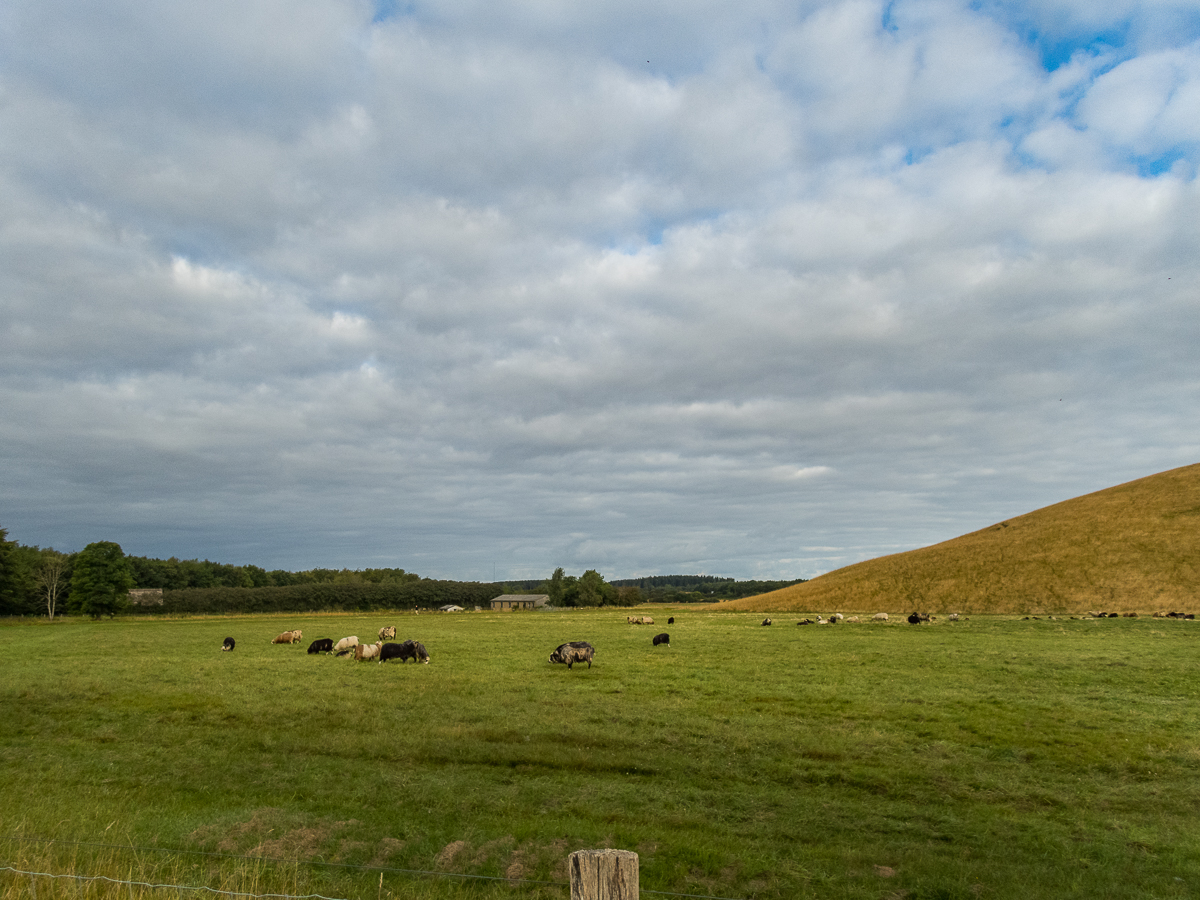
[2,609,1199,899]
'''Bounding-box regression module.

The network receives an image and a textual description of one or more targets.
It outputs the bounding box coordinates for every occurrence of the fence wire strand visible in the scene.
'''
[1,834,745,900]
[1,864,347,900]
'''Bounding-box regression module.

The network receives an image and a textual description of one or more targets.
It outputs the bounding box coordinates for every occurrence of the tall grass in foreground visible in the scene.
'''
[2,610,1198,899]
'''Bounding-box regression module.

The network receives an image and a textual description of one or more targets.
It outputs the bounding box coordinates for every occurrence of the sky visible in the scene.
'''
[2,0,1199,582]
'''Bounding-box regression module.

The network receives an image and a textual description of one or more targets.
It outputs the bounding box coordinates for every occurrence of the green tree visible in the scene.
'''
[578,569,614,607]
[548,567,565,605]
[70,541,135,619]
[0,528,24,615]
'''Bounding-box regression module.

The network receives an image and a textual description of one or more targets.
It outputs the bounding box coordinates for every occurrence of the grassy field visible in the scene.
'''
[1,608,1198,900]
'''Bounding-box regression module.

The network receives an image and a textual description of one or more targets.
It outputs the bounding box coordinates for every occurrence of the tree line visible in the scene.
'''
[608,574,807,601]
[1,524,803,618]
[0,526,483,619]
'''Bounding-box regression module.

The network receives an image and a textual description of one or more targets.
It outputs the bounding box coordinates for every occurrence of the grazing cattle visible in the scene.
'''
[355,641,382,661]
[221,637,235,651]
[272,630,302,644]
[761,617,772,626]
[549,641,595,669]
[873,613,889,621]
[307,638,334,654]
[668,616,674,625]
[379,626,397,641]
[379,640,430,664]
[333,636,359,654]
[652,632,670,646]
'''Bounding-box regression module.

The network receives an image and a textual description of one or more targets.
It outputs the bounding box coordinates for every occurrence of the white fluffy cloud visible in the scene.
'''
[2,0,1199,579]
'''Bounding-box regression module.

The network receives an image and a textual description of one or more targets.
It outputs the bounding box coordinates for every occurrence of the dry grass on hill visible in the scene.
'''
[724,462,1200,616]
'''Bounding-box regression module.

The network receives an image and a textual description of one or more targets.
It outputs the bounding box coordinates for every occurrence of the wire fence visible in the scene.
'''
[1,865,347,900]
[0,835,743,900]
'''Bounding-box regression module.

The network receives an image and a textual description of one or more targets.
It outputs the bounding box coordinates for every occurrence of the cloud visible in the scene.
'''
[2,0,1199,580]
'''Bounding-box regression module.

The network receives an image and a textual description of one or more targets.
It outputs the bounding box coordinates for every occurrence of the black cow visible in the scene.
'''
[652,632,670,646]
[380,639,429,664]
[549,641,595,669]
[221,637,235,652]
[307,638,334,654]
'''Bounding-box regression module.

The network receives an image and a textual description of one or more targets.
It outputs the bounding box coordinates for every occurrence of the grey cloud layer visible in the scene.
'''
[2,0,1198,579]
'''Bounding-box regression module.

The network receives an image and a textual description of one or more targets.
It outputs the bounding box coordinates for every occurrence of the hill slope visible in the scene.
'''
[725,463,1200,615]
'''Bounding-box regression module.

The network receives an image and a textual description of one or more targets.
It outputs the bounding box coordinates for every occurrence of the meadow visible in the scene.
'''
[1,608,1198,900]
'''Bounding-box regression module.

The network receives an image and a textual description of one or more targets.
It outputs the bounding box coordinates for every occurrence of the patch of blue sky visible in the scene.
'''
[1029,26,1130,72]
[881,0,900,34]
[372,0,415,24]
[1134,148,1194,179]
[967,1,1131,71]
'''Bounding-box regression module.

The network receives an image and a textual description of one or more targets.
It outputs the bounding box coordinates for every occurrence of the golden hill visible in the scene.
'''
[723,462,1200,616]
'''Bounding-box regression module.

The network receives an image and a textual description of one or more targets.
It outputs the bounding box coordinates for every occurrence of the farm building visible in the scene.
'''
[490,594,549,611]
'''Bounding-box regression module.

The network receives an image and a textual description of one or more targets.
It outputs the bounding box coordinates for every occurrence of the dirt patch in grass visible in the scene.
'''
[435,840,467,868]
[188,808,359,860]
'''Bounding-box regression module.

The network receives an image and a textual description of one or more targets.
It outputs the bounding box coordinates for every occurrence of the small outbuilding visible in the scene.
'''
[490,594,549,611]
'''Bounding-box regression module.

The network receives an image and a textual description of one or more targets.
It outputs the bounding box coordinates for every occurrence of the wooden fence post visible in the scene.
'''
[569,849,639,900]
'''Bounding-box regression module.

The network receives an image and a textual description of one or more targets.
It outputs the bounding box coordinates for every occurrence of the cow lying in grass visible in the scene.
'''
[549,641,595,669]
[271,630,302,644]
[379,640,429,664]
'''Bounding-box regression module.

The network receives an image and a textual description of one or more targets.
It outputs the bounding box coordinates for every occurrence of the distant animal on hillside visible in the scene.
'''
[668,616,674,624]
[307,638,334,654]
[271,630,302,644]
[380,639,429,664]
[355,641,382,661]
[333,636,358,654]
[761,618,772,626]
[873,613,889,621]
[379,625,397,641]
[549,641,595,670]
[221,637,235,651]
[652,632,670,647]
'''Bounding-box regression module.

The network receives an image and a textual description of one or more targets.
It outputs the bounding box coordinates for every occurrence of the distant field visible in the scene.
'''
[2,609,1198,900]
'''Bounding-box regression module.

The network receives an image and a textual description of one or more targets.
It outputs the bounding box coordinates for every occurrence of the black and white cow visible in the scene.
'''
[307,638,334,654]
[549,641,595,669]
[379,639,429,664]
[221,637,235,652]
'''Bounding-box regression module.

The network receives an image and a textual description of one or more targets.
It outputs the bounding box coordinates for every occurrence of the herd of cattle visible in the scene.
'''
[217,626,435,664]
[215,618,684,671]
[220,606,1187,669]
